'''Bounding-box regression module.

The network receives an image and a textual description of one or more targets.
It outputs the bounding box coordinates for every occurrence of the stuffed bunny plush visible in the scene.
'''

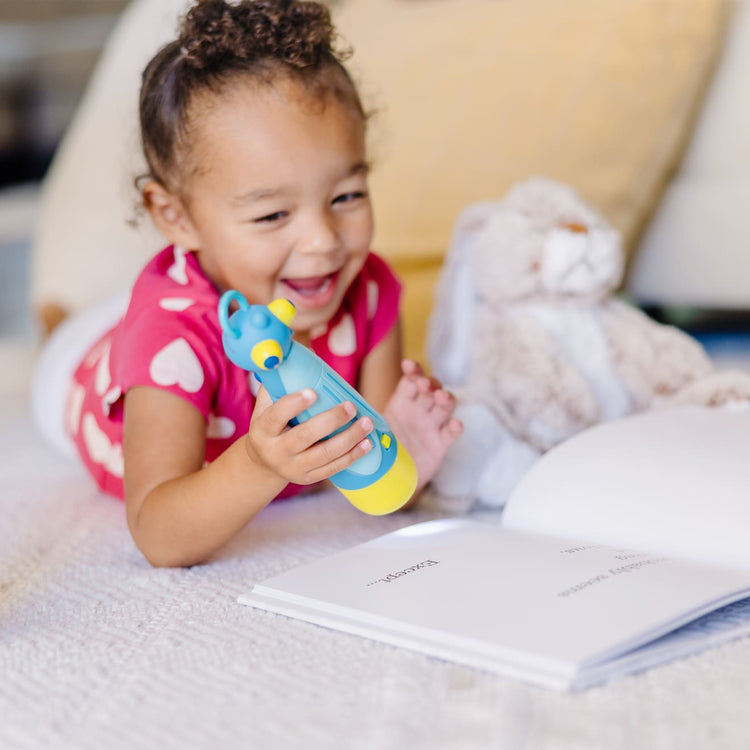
[427,177,750,511]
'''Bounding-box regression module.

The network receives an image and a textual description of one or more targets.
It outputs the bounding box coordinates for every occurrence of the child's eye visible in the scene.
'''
[253,210,288,224]
[332,191,367,205]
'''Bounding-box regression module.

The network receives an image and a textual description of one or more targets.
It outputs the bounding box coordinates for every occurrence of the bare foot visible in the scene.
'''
[384,359,463,498]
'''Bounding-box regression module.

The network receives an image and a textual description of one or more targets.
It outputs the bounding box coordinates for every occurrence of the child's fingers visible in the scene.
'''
[253,387,317,435]
[295,418,375,483]
[286,400,363,452]
[251,384,272,411]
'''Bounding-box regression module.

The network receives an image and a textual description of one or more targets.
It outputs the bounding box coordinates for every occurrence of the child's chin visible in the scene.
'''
[292,304,337,336]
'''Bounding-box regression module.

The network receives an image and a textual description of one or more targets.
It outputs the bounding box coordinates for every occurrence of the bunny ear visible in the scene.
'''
[428,201,497,386]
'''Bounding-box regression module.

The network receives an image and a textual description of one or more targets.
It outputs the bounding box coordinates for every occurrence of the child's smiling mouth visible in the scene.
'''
[280,271,339,308]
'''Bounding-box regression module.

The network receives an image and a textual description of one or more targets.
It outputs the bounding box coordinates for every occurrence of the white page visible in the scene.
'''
[240,519,750,688]
[502,407,750,570]
[575,597,750,690]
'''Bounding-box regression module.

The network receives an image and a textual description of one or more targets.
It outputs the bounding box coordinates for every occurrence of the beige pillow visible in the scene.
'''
[31,0,191,324]
[334,0,727,262]
[330,0,726,360]
[32,0,726,362]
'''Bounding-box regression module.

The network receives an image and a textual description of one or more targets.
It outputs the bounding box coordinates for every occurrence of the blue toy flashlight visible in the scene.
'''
[218,291,417,515]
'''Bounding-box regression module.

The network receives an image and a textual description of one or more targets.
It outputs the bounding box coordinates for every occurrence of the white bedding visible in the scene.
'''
[4,341,750,749]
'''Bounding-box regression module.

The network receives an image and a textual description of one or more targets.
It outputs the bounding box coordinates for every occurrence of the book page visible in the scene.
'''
[242,519,750,688]
[576,597,750,690]
[502,407,750,569]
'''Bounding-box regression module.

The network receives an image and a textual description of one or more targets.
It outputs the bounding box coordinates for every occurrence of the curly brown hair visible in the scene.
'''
[139,0,365,191]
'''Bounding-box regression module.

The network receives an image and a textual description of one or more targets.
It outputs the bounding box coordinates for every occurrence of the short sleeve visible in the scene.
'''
[310,252,401,387]
[359,252,402,355]
[109,302,222,420]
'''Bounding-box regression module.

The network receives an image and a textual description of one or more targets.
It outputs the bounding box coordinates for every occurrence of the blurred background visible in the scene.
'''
[0,1,126,189]
[0,0,127,338]
[1,0,749,369]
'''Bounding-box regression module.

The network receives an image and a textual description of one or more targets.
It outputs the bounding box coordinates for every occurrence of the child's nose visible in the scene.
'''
[298,211,341,255]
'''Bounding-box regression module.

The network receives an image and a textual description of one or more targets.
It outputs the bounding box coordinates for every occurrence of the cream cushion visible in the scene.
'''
[336,0,727,261]
[334,0,727,359]
[628,0,750,308]
[31,0,189,316]
[31,0,727,361]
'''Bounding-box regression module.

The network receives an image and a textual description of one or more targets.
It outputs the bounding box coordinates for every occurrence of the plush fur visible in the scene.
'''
[427,177,750,511]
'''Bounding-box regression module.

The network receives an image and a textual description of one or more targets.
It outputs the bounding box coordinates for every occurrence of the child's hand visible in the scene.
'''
[245,386,374,486]
[385,359,463,496]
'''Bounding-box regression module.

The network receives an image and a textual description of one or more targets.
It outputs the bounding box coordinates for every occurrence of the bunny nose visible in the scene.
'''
[560,222,588,234]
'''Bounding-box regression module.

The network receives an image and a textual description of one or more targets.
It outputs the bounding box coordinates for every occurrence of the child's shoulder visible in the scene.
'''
[118,245,222,344]
[343,251,402,316]
[129,246,220,313]
[360,251,399,284]
[136,245,215,294]
[107,245,228,393]
[344,251,401,306]
[317,252,402,364]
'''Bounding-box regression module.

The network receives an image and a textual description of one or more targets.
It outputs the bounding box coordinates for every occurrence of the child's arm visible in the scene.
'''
[123,385,373,568]
[358,321,463,497]
[357,320,403,412]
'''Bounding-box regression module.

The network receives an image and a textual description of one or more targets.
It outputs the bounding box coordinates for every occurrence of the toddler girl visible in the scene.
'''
[34,0,461,567]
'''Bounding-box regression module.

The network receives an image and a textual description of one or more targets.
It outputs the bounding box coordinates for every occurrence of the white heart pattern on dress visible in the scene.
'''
[328,313,357,357]
[82,412,124,477]
[66,382,86,437]
[83,338,110,369]
[102,386,122,416]
[159,297,195,312]
[149,338,205,393]
[367,280,379,320]
[167,245,189,285]
[94,343,112,396]
[207,414,236,439]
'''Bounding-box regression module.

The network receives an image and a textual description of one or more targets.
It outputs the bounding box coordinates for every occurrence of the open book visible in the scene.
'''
[239,407,750,690]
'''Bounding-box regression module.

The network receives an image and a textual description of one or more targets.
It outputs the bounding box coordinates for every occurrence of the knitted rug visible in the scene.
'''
[3,344,750,750]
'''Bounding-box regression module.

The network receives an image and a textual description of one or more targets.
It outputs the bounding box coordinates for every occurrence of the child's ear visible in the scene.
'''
[142,180,200,249]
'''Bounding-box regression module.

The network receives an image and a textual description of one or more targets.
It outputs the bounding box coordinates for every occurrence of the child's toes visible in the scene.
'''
[429,389,457,424]
[394,373,419,402]
[444,417,463,442]
[432,388,454,407]
[401,359,422,378]
[415,376,433,395]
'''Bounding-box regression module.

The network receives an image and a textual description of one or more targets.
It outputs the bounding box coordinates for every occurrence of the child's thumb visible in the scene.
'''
[253,384,271,411]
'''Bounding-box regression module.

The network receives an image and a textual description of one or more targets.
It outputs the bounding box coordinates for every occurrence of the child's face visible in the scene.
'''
[178,79,373,336]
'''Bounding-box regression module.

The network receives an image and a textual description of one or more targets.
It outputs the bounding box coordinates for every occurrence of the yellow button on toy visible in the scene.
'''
[380,434,391,449]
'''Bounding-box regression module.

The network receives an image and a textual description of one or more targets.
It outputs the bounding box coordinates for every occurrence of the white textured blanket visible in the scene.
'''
[3,344,750,750]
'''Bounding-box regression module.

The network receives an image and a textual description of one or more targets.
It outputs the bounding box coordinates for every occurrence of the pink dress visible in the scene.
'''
[66,245,401,499]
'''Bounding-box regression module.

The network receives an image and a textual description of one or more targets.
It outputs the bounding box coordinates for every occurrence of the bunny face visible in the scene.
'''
[428,177,626,388]
[471,178,624,306]
[541,222,622,297]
